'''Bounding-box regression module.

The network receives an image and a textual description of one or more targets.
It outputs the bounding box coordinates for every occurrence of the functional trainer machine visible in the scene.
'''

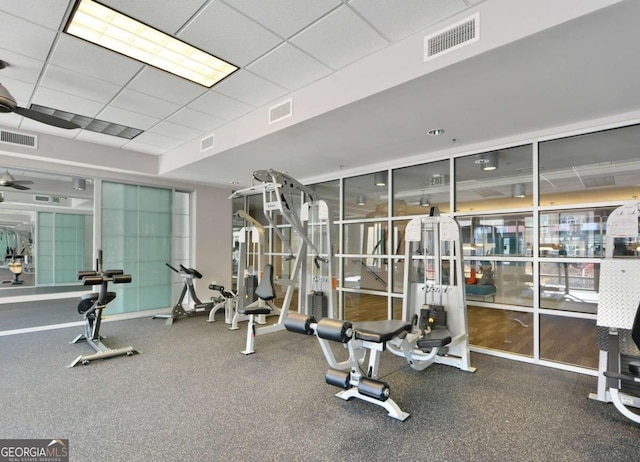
[286,212,474,420]
[589,201,640,423]
[231,169,335,354]
[69,263,140,368]
[153,263,220,325]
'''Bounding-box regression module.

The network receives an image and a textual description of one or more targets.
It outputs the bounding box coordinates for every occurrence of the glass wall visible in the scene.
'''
[36,212,92,285]
[101,182,173,313]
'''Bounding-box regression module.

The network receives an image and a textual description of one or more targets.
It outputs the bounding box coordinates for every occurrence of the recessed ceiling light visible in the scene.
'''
[64,0,238,88]
[427,128,445,136]
[229,181,239,185]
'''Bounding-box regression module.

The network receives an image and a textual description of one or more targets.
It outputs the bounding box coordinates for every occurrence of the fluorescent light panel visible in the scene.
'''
[65,0,238,88]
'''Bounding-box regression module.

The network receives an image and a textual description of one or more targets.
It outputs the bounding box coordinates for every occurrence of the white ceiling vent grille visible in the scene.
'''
[424,13,480,61]
[200,134,215,152]
[0,129,37,149]
[269,98,292,125]
[33,194,51,203]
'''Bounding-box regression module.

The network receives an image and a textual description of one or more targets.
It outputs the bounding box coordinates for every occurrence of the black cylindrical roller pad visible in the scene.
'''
[325,369,350,389]
[112,274,132,284]
[358,378,390,402]
[316,318,353,343]
[284,313,316,335]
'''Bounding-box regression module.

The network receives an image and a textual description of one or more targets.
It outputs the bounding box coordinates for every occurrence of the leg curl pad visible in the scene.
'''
[316,318,353,343]
[284,313,317,335]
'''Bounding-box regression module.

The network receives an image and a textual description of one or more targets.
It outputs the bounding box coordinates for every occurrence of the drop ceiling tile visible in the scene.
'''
[290,6,388,70]
[111,89,181,119]
[223,0,341,38]
[0,12,57,61]
[32,87,106,117]
[0,49,44,84]
[188,92,253,121]
[40,65,122,104]
[167,108,227,132]
[0,0,68,30]
[51,35,143,86]
[149,121,203,142]
[350,0,469,41]
[97,106,160,131]
[247,43,332,90]
[100,0,206,34]
[1,77,37,107]
[179,1,282,67]
[214,71,288,107]
[75,130,131,148]
[127,67,207,106]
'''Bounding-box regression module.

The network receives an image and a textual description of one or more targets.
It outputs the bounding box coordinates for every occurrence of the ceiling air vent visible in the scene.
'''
[424,13,480,62]
[33,195,51,203]
[200,134,215,152]
[269,98,292,125]
[0,129,37,149]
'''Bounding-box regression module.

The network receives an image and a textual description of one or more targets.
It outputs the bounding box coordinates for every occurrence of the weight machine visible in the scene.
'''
[231,169,335,354]
[286,212,474,421]
[589,201,640,423]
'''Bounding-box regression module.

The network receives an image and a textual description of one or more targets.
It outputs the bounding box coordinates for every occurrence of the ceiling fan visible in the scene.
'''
[0,171,33,190]
[0,63,80,130]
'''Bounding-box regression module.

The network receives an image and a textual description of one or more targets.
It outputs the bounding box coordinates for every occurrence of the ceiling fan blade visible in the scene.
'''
[11,180,34,185]
[13,106,80,129]
[9,183,31,191]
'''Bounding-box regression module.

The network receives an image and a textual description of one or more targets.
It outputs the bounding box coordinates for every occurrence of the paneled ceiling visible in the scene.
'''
[0,0,638,193]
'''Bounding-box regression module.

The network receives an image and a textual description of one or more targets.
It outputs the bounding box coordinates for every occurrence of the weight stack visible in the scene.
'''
[308,290,328,319]
[244,275,259,305]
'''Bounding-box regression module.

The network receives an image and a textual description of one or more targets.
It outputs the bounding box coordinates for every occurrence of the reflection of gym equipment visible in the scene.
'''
[153,263,220,325]
[2,252,24,285]
[68,261,139,368]
[286,213,474,421]
[232,169,335,355]
[590,201,640,423]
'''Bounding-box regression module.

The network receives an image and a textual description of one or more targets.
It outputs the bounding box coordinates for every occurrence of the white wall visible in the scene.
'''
[192,184,233,293]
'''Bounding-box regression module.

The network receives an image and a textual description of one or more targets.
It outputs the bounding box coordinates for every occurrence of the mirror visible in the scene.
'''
[0,168,94,295]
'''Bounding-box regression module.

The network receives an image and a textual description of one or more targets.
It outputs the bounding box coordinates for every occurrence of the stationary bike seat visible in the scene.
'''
[77,291,117,313]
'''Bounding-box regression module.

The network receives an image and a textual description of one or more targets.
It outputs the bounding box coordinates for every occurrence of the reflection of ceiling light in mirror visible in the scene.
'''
[427,128,445,136]
[357,195,366,206]
[512,183,526,198]
[73,177,86,190]
[476,151,499,171]
[419,195,430,207]
[374,171,387,186]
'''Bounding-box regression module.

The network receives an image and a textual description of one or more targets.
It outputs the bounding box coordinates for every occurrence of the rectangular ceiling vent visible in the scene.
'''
[33,194,51,203]
[200,134,215,152]
[424,13,480,62]
[0,129,37,149]
[269,98,292,125]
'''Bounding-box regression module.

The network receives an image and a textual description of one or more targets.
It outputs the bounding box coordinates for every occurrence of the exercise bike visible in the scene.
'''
[153,263,219,325]
[68,267,140,368]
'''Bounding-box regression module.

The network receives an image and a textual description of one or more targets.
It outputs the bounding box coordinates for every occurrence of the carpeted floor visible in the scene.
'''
[0,311,638,462]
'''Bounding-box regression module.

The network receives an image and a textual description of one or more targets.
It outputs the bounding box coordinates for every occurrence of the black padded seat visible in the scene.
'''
[417,327,452,349]
[255,264,276,301]
[77,291,117,313]
[239,306,272,315]
[353,320,413,343]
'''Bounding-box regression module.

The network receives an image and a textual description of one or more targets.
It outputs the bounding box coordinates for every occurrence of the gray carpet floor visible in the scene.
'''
[0,311,638,462]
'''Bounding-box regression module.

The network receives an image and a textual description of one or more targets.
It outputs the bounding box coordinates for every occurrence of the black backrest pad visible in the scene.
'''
[255,264,276,301]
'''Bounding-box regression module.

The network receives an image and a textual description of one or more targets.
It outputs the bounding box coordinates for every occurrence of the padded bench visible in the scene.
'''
[465,284,496,302]
[352,320,413,343]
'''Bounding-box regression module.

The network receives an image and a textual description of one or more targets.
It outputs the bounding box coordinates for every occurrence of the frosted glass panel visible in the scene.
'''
[103,182,139,210]
[174,214,190,237]
[140,186,172,211]
[139,212,172,236]
[174,237,189,260]
[174,191,190,214]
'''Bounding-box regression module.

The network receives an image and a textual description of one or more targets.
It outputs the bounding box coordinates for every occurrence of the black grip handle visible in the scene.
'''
[166,263,179,273]
[112,274,132,284]
[103,269,124,277]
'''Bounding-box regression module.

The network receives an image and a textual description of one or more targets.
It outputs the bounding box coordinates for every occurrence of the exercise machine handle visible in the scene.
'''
[103,269,124,277]
[165,262,179,273]
[112,274,132,284]
[82,276,104,286]
[78,270,98,280]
